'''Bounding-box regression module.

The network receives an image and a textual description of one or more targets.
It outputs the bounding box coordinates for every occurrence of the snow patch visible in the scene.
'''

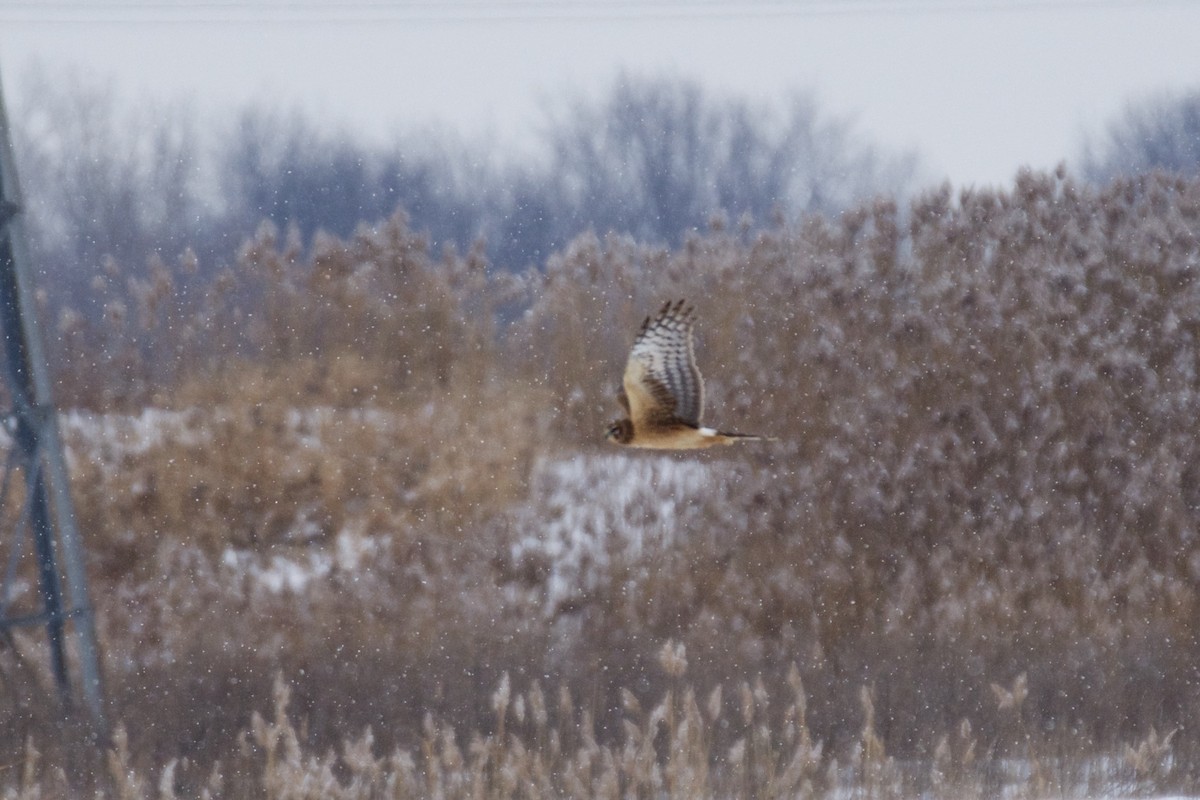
[507,453,732,613]
[220,528,383,594]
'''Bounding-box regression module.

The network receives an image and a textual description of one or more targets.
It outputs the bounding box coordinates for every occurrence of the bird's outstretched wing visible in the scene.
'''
[621,300,704,428]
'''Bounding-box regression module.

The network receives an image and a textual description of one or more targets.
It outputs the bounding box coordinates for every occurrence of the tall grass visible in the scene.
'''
[3,169,1200,796]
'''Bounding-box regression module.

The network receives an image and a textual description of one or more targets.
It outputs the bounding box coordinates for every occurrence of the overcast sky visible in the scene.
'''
[1,0,1199,187]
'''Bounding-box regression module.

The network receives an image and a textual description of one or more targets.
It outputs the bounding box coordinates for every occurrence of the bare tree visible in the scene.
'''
[11,67,921,294]
[13,64,208,309]
[220,107,504,257]
[540,73,918,245]
[1081,88,1200,182]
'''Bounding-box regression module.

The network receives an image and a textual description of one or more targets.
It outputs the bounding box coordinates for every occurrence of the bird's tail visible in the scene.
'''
[700,427,776,444]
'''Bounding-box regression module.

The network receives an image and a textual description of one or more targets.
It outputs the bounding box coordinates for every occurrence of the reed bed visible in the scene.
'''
[2,168,1200,796]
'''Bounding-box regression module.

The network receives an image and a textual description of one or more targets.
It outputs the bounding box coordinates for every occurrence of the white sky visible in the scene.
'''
[1,0,1199,187]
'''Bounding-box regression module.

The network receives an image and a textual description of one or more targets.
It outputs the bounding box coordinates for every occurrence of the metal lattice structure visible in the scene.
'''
[0,68,107,735]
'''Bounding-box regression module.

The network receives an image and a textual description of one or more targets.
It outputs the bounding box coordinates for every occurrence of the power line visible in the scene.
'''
[0,0,1182,24]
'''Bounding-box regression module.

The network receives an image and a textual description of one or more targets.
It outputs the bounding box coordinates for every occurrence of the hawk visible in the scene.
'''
[605,300,769,449]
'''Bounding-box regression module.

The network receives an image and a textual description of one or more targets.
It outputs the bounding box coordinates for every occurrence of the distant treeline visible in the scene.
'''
[12,66,1200,323]
[12,67,918,316]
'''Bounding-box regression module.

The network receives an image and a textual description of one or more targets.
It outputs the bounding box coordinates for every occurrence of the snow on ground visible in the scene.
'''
[43,407,759,605]
[33,407,751,604]
[220,526,384,593]
[30,407,397,595]
[507,452,742,613]
[53,406,399,459]
[58,407,212,458]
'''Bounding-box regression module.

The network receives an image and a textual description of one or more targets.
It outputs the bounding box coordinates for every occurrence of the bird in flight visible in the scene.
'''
[605,300,770,449]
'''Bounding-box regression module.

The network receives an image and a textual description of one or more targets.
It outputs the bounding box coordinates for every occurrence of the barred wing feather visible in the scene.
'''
[622,300,704,427]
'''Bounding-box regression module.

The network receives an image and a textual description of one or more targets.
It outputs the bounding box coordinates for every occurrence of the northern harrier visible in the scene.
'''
[605,300,769,449]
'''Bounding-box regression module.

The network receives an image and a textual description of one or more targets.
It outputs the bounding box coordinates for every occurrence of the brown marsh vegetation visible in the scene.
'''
[3,168,1200,796]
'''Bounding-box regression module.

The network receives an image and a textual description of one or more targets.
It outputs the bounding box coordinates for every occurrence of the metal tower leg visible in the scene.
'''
[0,65,108,737]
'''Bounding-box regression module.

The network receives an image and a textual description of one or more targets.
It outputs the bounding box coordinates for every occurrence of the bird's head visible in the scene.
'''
[605,419,634,445]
